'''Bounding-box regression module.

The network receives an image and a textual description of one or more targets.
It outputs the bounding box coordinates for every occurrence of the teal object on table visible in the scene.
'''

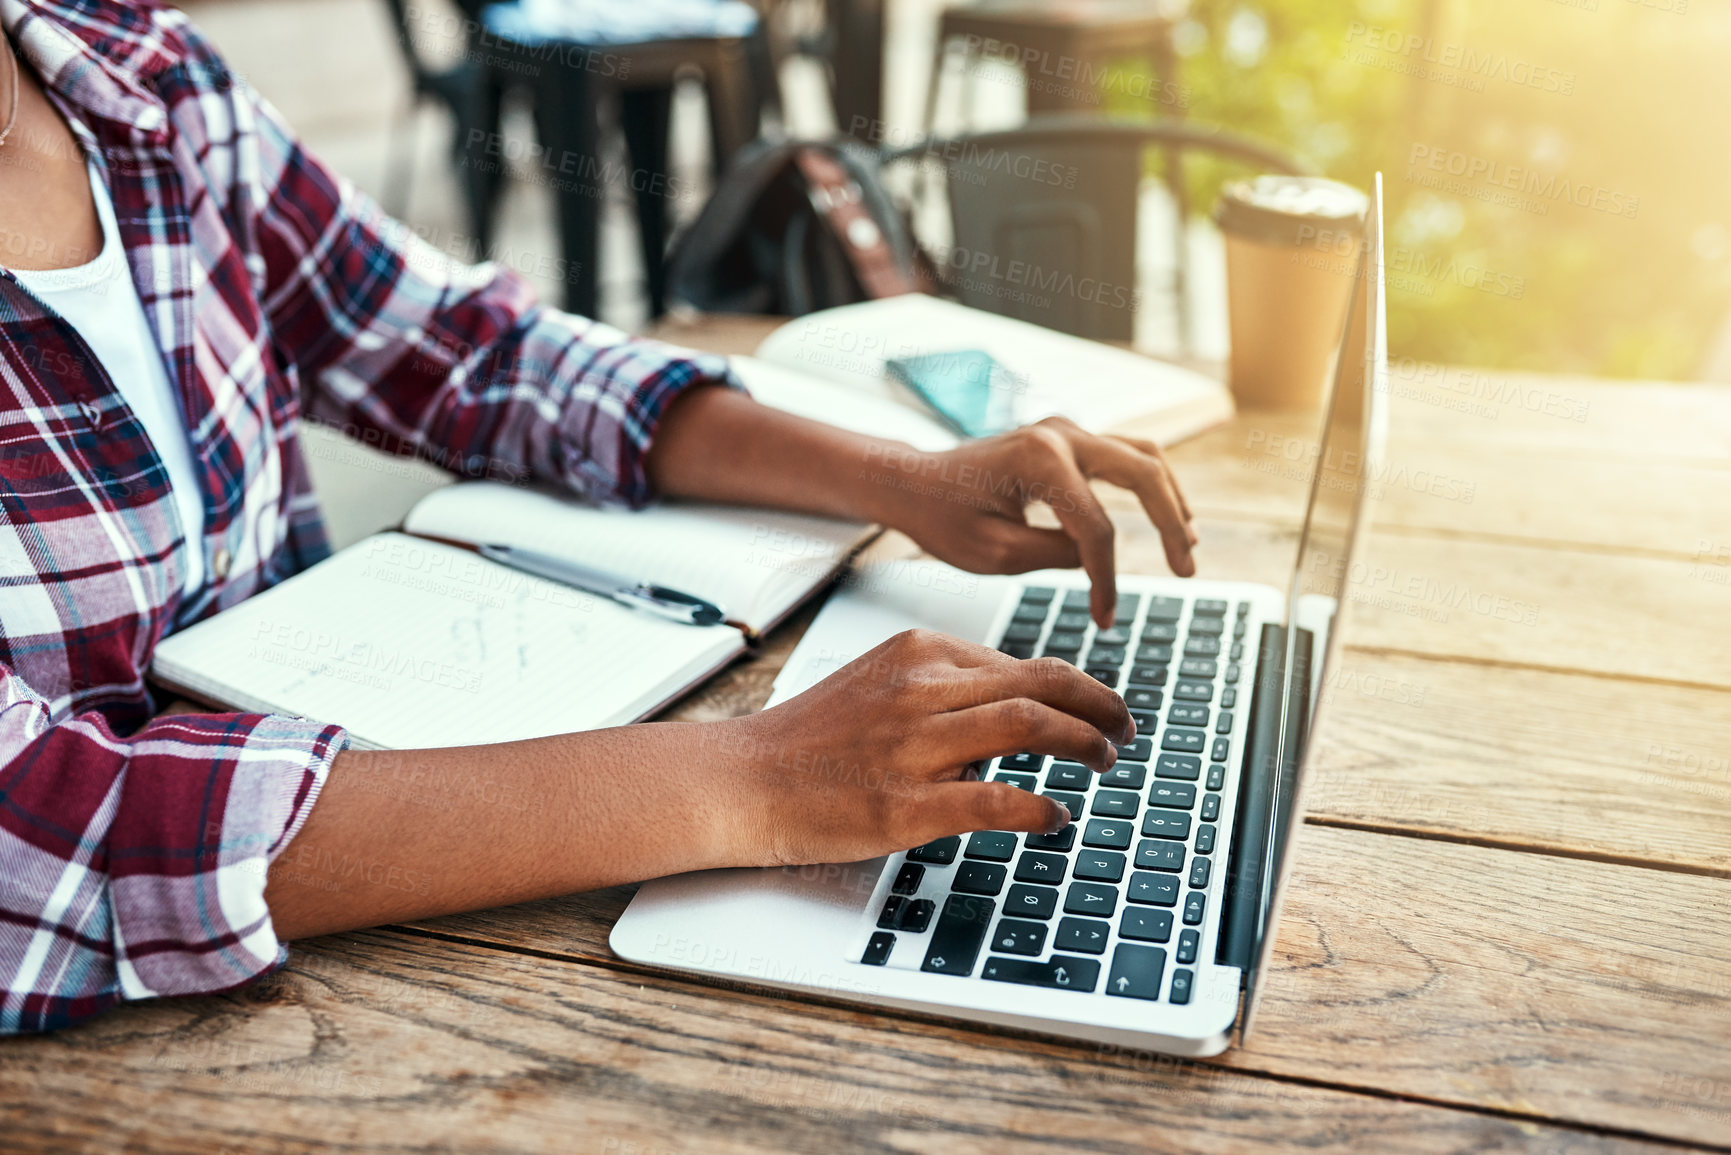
[885,349,1021,440]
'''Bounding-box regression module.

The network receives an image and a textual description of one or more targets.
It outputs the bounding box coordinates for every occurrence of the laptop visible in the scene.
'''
[610,176,1389,1057]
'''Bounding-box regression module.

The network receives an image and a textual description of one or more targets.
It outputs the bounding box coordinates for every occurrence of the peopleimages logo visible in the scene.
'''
[1408,144,1639,219]
[1344,23,1576,95]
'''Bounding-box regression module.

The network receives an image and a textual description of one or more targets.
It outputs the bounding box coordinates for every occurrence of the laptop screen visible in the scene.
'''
[1239,174,1389,1036]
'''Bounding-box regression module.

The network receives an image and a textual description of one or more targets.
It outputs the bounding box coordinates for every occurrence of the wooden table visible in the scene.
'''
[5,316,1730,1153]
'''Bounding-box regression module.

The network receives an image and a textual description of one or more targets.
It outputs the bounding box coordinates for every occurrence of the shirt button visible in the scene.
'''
[212,548,232,580]
[80,400,102,427]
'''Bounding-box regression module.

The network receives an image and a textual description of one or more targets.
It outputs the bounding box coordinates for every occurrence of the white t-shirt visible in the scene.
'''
[13,163,206,596]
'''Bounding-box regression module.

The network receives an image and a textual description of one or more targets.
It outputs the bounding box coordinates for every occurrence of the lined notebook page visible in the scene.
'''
[403,484,875,632]
[151,534,745,749]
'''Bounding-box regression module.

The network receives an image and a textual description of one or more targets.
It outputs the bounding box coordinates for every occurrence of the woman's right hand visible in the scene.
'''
[718,628,1135,869]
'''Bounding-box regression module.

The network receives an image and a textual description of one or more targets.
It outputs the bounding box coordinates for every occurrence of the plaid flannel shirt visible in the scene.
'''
[0,0,734,1033]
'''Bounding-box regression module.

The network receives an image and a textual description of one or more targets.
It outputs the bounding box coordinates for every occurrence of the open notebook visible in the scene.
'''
[151,483,875,750]
[732,294,1233,448]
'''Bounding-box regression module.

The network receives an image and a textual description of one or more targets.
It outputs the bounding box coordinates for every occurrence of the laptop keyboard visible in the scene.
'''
[860,586,1251,1007]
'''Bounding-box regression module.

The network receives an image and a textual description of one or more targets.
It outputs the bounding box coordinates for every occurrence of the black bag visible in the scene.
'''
[666,138,933,316]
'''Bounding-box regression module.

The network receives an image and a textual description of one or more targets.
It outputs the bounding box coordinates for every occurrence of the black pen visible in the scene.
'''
[478,544,726,627]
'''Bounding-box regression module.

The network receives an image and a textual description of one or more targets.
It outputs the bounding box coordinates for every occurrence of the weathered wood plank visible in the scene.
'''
[394,826,1731,1146]
[0,927,1684,1154]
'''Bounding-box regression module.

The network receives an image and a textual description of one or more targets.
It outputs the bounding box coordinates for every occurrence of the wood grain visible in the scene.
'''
[0,928,1684,1155]
[394,826,1731,1147]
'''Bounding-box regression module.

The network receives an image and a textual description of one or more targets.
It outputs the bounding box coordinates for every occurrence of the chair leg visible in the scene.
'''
[530,63,604,316]
[620,84,675,320]
[459,70,510,257]
[382,96,420,219]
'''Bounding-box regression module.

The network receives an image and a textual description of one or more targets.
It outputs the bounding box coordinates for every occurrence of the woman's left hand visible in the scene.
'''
[860,417,1198,627]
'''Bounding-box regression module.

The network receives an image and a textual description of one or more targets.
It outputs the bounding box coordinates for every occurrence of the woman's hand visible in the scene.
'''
[860,417,1198,627]
[720,628,1135,868]
[647,391,1198,627]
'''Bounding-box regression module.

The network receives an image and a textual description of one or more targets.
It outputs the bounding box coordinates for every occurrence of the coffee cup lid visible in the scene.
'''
[1216,175,1368,246]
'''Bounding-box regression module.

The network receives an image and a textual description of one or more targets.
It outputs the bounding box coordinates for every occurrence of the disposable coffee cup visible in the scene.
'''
[1216,175,1369,410]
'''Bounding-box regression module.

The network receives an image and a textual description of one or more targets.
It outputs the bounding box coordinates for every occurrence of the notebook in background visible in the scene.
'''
[151,484,876,750]
[747,294,1233,446]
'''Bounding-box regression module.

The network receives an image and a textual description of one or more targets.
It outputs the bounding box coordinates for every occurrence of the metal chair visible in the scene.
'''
[881,116,1305,352]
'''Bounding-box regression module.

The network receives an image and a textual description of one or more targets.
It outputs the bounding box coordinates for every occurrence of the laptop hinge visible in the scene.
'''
[1217,623,1286,973]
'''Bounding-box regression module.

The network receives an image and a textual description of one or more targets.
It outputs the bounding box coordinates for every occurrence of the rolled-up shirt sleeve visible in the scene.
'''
[242,80,741,509]
[0,665,345,1034]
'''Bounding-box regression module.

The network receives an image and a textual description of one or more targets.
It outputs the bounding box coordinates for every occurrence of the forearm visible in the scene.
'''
[647,385,912,522]
[264,719,767,940]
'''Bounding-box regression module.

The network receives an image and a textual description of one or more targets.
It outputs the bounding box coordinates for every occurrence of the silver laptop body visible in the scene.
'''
[611,177,1389,1056]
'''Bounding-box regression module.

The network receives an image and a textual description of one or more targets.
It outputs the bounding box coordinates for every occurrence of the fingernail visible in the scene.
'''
[1047,804,1072,834]
[1105,744,1119,767]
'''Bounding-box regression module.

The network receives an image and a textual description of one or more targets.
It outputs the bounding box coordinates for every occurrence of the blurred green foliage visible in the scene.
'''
[1102,0,1731,379]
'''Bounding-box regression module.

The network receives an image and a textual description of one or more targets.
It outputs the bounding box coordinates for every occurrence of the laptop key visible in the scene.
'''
[1216,711,1234,735]
[1230,642,1244,661]
[1073,851,1126,883]
[1127,871,1180,906]
[1082,819,1133,850]
[1207,764,1226,790]
[1221,687,1238,708]
[1125,688,1164,711]
[1189,859,1211,888]
[1044,791,1085,820]
[1168,703,1209,727]
[1135,839,1186,872]
[1184,636,1220,657]
[1193,599,1228,617]
[1161,730,1206,754]
[1211,737,1231,763]
[1115,593,1141,620]
[992,918,1049,956]
[1094,625,1132,646]
[1061,590,1091,611]
[1169,968,1194,1004]
[1024,826,1076,851]
[1086,646,1128,667]
[1005,884,1060,919]
[1000,752,1046,773]
[1086,666,1121,687]
[1105,943,1166,1000]
[1188,616,1225,636]
[1055,610,1091,632]
[993,772,1036,791]
[1143,811,1192,840]
[892,863,925,894]
[1120,908,1174,943]
[1136,643,1175,665]
[1115,737,1154,762]
[1176,929,1200,965]
[1174,679,1214,703]
[1146,596,1184,621]
[1129,708,1161,733]
[878,895,905,929]
[1148,782,1196,810]
[1183,891,1207,925]
[1003,622,1043,643]
[1156,754,1201,780]
[1099,762,1147,790]
[965,831,1018,862]
[1225,663,1241,686]
[953,862,1007,896]
[908,837,961,865]
[1064,881,1119,917]
[981,954,1101,993]
[1201,793,1221,822]
[1013,601,1049,623]
[1090,790,1140,819]
[1179,658,1218,679]
[923,895,996,975]
[1046,762,1092,791]
[1043,648,1081,665]
[1056,916,1111,954]
[1140,621,1178,643]
[898,898,935,933]
[1196,824,1217,855]
[1047,629,1086,652]
[862,931,895,966]
[1014,851,1069,883]
[1021,586,1056,605]
[1127,665,1168,687]
[999,642,1035,659]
